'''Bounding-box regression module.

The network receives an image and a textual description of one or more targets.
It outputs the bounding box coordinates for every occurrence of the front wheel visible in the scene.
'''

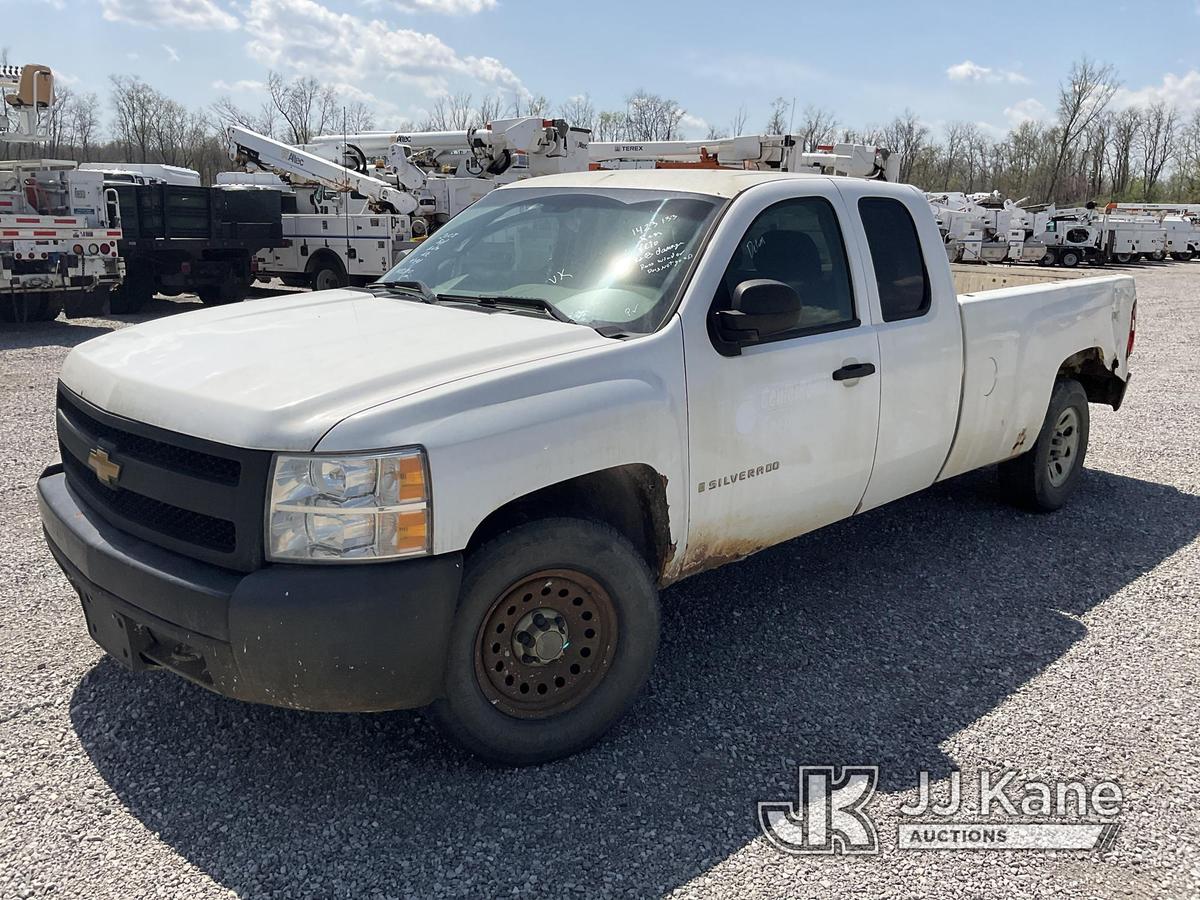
[431,518,660,766]
[1059,249,1081,268]
[998,379,1090,512]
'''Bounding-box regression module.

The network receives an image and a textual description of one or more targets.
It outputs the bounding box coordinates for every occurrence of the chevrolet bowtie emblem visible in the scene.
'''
[87,448,121,487]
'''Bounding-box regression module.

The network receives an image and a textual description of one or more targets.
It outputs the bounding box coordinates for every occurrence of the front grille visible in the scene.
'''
[63,454,235,552]
[60,400,240,484]
[56,385,272,571]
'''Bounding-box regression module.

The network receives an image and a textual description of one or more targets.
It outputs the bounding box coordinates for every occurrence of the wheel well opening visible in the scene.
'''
[1058,348,1125,410]
[466,464,673,583]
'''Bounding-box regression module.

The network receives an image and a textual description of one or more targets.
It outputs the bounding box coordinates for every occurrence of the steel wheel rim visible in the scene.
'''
[1047,407,1080,487]
[474,569,618,719]
[315,269,338,290]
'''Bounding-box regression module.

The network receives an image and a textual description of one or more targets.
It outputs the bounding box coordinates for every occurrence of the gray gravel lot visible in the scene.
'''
[1,268,1197,899]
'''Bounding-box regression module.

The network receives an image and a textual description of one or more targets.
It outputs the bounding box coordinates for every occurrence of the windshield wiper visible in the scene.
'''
[369,279,440,304]
[437,293,577,324]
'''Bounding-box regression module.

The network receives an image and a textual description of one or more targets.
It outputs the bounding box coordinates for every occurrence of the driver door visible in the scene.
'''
[679,181,881,571]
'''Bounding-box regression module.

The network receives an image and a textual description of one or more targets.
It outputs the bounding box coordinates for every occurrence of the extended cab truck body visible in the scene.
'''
[37,170,1136,764]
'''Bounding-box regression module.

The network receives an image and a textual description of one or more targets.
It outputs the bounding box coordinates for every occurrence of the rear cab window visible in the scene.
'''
[858,197,931,322]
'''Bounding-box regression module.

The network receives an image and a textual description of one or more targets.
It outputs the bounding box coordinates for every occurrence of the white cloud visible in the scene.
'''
[1114,70,1200,114]
[163,44,181,63]
[947,60,1030,85]
[212,79,265,93]
[392,0,497,12]
[99,0,239,30]
[679,112,709,138]
[1004,97,1049,127]
[243,0,526,100]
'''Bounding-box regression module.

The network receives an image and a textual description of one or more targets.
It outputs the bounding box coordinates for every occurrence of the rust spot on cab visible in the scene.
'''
[1011,428,1028,453]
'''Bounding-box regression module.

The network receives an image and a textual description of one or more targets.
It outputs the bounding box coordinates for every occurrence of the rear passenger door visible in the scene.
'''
[680,180,882,572]
[838,186,964,512]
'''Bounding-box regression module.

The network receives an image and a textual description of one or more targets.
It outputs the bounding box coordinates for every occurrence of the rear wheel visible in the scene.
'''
[1113,252,1134,264]
[998,379,1089,512]
[307,256,347,291]
[197,270,247,306]
[1038,251,1056,267]
[432,518,660,766]
[110,265,155,314]
[0,294,59,322]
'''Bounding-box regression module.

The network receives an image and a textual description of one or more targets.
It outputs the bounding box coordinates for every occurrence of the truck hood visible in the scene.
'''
[61,290,610,451]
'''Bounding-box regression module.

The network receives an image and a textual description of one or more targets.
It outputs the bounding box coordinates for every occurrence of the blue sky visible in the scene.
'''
[6,0,1200,138]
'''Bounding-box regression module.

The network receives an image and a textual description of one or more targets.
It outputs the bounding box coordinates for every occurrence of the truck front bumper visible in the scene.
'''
[38,467,462,712]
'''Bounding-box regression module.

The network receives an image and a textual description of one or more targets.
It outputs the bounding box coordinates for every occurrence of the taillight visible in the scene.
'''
[99,243,110,255]
[72,243,84,255]
[1127,301,1137,358]
[87,243,99,255]
[180,261,191,275]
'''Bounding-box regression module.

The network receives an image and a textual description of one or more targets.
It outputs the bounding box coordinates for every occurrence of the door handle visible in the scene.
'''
[832,363,877,382]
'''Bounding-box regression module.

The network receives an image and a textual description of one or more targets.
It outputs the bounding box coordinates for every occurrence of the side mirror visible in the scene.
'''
[715,279,803,345]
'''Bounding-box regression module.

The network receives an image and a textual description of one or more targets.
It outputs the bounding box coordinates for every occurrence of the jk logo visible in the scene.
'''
[758,766,879,855]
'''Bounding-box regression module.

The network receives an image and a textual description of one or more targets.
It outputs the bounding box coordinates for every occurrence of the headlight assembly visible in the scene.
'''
[267,448,430,562]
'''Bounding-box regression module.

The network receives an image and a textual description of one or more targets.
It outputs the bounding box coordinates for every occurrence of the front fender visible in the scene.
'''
[317,321,690,576]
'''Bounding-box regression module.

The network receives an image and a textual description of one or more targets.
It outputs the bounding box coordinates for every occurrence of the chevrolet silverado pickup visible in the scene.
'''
[38,170,1136,765]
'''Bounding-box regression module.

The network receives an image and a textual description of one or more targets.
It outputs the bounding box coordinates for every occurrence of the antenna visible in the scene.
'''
[343,105,352,274]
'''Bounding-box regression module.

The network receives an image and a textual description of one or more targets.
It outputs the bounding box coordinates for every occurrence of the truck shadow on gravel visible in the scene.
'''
[69,467,1200,898]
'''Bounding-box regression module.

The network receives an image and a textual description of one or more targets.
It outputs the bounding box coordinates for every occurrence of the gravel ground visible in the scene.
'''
[1,267,1197,899]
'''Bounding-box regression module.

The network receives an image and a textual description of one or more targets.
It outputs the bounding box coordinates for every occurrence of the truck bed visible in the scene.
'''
[114,184,282,248]
[942,268,1137,480]
[950,262,1098,294]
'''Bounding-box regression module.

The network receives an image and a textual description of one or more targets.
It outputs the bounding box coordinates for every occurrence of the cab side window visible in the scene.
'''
[717,197,857,336]
[858,197,931,322]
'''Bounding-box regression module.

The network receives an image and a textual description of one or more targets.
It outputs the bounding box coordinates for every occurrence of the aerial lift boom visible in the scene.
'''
[588,135,899,181]
[226,125,423,215]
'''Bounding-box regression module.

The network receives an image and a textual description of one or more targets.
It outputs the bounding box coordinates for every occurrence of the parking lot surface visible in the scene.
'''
[1,268,1197,898]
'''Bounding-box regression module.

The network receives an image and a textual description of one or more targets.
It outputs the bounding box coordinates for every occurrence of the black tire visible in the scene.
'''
[1113,252,1133,265]
[307,256,347,291]
[1038,251,1056,267]
[431,518,660,766]
[197,272,247,306]
[1059,249,1080,268]
[998,379,1089,512]
[0,294,56,322]
[110,266,155,314]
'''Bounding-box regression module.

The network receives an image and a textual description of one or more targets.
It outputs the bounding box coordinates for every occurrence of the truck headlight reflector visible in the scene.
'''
[267,449,430,562]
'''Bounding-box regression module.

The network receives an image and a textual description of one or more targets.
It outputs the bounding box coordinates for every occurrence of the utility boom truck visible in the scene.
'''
[39,168,1135,765]
[589,135,899,181]
[225,119,591,289]
[1,65,125,321]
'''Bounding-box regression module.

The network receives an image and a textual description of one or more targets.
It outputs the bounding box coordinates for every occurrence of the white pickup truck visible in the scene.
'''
[38,170,1136,765]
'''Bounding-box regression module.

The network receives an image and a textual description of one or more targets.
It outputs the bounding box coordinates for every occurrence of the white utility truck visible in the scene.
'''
[1,64,125,321]
[224,119,591,289]
[926,191,1046,264]
[1040,205,1167,266]
[38,170,1135,765]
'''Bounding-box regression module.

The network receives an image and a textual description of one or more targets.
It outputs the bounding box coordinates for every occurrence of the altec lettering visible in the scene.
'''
[698,461,780,493]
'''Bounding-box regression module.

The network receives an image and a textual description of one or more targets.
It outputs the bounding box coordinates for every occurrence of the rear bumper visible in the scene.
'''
[38,466,462,712]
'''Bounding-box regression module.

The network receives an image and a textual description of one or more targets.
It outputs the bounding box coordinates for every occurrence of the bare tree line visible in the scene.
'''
[3,54,1200,203]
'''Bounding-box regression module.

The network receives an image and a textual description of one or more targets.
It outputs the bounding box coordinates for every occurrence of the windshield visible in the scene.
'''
[380,187,723,334]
